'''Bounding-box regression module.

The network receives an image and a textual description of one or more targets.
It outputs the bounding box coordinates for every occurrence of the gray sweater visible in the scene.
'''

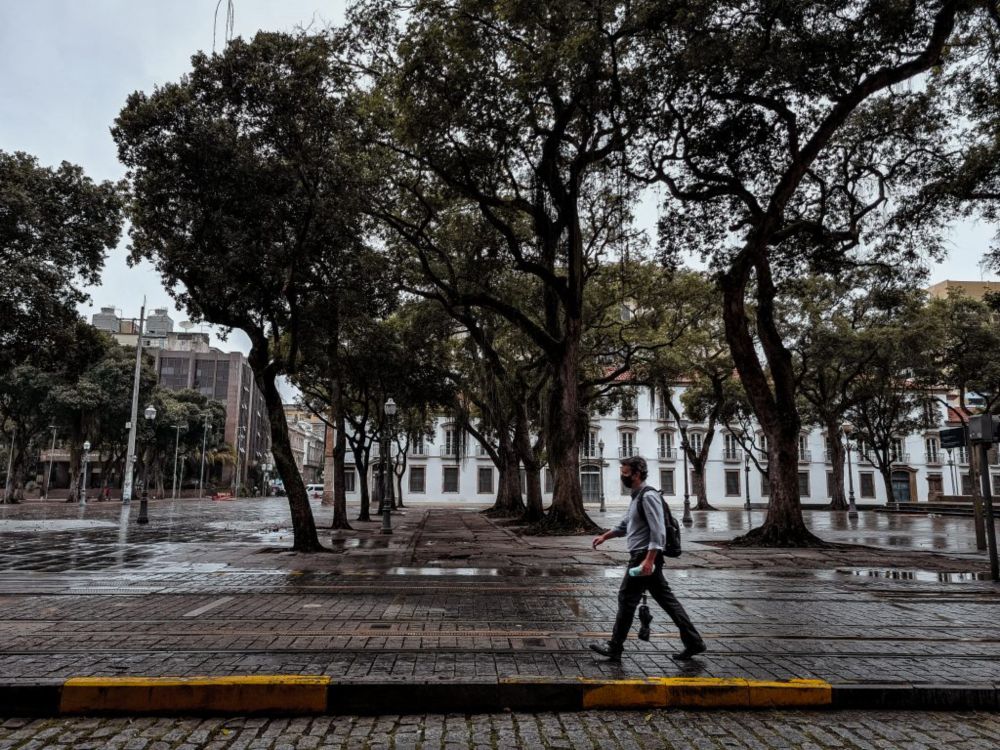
[612,483,666,554]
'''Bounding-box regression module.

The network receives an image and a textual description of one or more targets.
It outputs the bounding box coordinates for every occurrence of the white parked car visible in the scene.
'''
[306,484,324,501]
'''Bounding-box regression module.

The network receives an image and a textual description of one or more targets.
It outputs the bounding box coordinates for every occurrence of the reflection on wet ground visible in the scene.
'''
[838,568,992,583]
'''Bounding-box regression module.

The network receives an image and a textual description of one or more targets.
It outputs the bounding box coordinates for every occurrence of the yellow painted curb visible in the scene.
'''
[748,679,831,708]
[580,677,832,709]
[60,675,330,714]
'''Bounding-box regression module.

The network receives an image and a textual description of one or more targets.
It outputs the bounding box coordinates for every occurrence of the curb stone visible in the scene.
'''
[1,677,997,715]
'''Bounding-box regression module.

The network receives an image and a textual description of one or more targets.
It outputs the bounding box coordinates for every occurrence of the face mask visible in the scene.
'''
[621,474,633,488]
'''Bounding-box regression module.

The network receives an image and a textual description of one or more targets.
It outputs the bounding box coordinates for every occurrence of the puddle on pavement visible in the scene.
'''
[837,568,992,583]
[328,538,393,550]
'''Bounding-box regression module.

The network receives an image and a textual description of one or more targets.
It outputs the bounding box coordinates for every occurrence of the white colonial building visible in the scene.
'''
[342,386,1000,507]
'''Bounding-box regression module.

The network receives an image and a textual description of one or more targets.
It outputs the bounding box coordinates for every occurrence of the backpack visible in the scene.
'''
[636,486,682,558]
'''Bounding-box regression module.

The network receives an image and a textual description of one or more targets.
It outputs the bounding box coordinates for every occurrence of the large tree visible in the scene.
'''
[114,32,365,551]
[358,0,651,532]
[0,151,123,374]
[636,1,973,544]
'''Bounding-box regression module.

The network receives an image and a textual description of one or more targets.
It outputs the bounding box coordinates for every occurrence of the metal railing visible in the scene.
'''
[925,451,941,465]
[658,447,675,460]
[722,448,743,462]
[890,452,910,464]
[798,449,812,463]
[656,406,671,421]
[618,446,638,458]
[440,445,460,458]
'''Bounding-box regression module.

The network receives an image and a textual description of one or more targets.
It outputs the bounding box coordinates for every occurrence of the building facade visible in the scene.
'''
[284,408,324,484]
[338,386,1000,507]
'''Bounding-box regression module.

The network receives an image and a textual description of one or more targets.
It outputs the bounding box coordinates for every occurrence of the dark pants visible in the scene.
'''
[611,550,703,648]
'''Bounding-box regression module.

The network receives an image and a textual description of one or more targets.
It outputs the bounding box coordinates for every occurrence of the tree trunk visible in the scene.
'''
[65,437,82,503]
[332,412,351,529]
[536,329,599,533]
[691,464,712,510]
[354,448,372,522]
[249,351,323,552]
[735,426,823,547]
[880,466,894,505]
[322,422,335,508]
[485,433,525,517]
[512,405,544,522]
[394,449,406,509]
[723,267,822,546]
[826,422,847,510]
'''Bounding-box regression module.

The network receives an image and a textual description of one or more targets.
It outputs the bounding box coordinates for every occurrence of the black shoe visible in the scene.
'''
[589,641,624,661]
[672,642,707,660]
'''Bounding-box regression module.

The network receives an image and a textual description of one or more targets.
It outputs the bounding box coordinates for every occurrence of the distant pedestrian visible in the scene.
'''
[590,456,706,662]
[103,486,111,502]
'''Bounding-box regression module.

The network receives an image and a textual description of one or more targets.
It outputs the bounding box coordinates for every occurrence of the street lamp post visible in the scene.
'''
[843,423,858,519]
[598,439,606,513]
[381,397,397,535]
[744,453,751,511]
[122,300,146,505]
[172,425,183,500]
[43,425,57,500]
[80,440,91,505]
[3,425,15,503]
[138,404,156,524]
[199,415,210,498]
[679,419,692,526]
[234,425,246,500]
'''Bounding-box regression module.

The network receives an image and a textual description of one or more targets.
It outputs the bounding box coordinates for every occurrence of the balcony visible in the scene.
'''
[475,445,492,460]
[408,446,426,458]
[440,445,460,459]
[798,449,812,463]
[824,450,832,463]
[757,449,769,463]
[658,447,675,460]
[618,446,639,458]
[925,452,941,466]
[890,452,910,465]
[655,406,671,421]
[580,446,600,460]
[722,448,743,463]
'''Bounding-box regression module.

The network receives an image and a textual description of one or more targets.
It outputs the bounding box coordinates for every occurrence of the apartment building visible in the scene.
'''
[339,385,1000,506]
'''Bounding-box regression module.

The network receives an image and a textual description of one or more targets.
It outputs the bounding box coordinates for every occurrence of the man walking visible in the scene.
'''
[590,456,706,662]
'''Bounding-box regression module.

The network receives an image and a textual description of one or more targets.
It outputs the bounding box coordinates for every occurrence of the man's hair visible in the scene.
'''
[619,456,648,480]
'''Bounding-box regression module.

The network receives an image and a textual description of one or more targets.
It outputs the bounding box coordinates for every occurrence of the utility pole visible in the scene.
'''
[199,414,210,498]
[122,300,146,504]
[172,425,183,500]
[3,425,15,503]
[43,425,57,500]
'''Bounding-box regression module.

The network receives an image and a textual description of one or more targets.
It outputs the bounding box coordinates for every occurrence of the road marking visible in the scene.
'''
[182,596,233,618]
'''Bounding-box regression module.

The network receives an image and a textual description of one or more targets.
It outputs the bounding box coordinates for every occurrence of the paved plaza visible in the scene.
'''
[3,710,1000,750]
[0,497,997,689]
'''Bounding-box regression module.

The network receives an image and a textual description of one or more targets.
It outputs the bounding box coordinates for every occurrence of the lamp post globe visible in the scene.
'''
[138,404,156,524]
[381,397,396,535]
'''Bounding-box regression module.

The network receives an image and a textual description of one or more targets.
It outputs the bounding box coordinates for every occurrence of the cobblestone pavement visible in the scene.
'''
[3,711,1000,749]
[0,499,997,685]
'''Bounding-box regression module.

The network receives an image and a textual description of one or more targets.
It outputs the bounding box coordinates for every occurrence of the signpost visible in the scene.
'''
[940,425,987,550]
[968,415,1000,582]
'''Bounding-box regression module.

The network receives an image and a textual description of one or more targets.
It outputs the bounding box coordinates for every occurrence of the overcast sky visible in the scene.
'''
[1,0,997,359]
